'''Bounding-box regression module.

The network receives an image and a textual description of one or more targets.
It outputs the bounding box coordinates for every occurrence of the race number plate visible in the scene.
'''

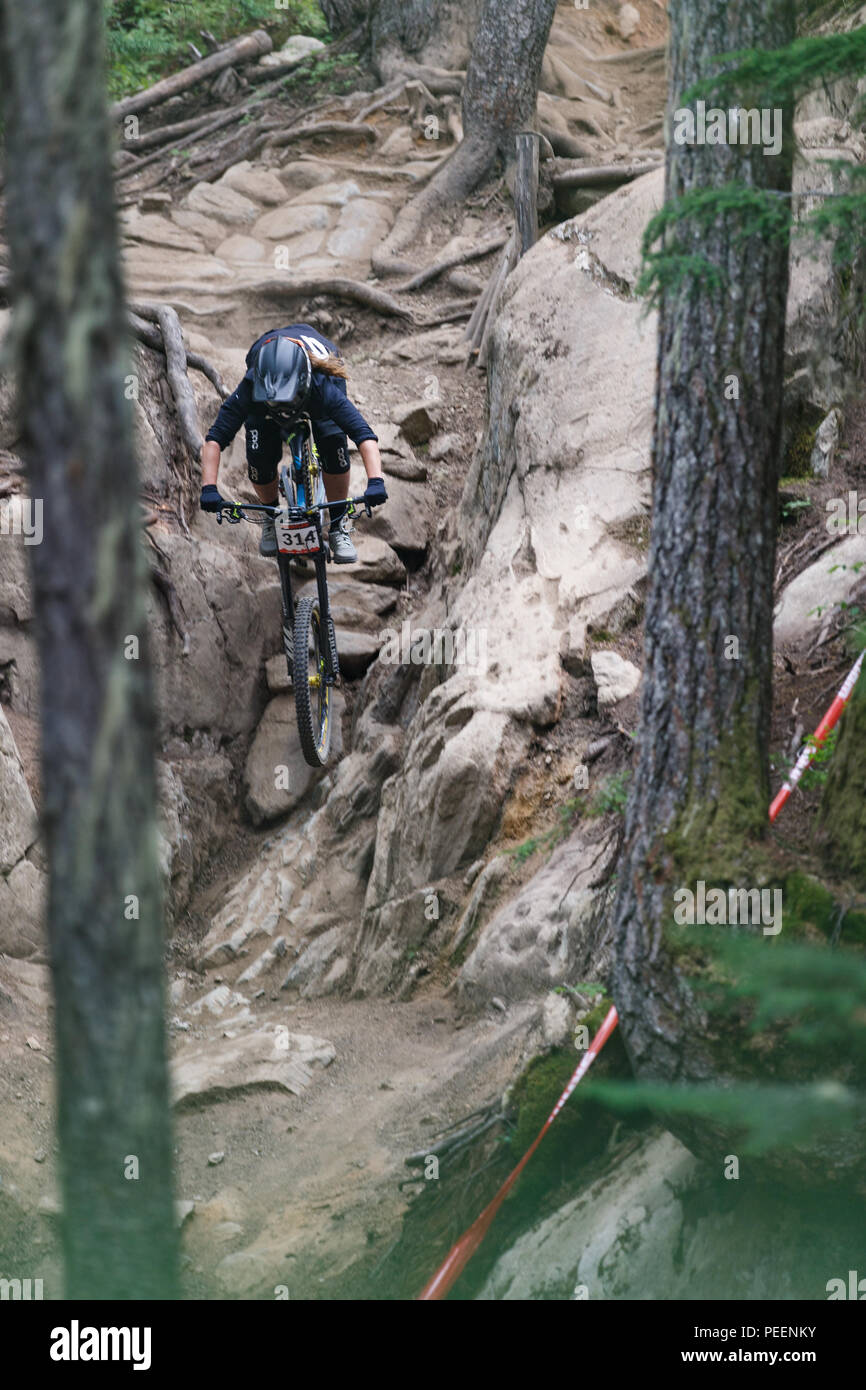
[276,519,321,556]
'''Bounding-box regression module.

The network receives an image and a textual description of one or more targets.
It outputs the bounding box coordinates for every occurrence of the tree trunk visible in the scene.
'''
[459,0,557,182]
[0,0,177,1298]
[373,0,557,273]
[320,0,372,37]
[819,665,866,887]
[611,0,796,1083]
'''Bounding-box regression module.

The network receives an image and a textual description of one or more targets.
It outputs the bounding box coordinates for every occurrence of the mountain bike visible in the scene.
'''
[213,416,375,768]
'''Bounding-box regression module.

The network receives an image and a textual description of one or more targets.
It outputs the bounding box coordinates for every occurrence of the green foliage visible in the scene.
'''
[588,933,866,1155]
[779,496,811,522]
[797,728,839,791]
[637,185,791,308]
[587,769,632,818]
[103,0,328,99]
[684,25,866,112]
[639,27,866,305]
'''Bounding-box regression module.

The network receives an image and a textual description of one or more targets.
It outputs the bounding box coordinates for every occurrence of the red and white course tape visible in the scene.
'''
[418,649,866,1300]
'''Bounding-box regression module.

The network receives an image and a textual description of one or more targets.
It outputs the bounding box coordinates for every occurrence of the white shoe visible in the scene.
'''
[259,514,278,557]
[330,515,357,564]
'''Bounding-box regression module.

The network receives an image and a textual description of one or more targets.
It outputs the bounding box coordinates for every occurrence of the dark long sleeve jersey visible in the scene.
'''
[205,324,378,450]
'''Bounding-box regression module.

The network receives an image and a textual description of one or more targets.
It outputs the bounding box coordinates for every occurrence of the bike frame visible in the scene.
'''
[215,414,372,688]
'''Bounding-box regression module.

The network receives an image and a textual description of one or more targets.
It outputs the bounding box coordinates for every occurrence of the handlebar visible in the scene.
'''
[214,494,375,525]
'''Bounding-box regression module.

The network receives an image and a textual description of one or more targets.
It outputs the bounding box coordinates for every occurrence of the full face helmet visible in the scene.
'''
[252,336,312,423]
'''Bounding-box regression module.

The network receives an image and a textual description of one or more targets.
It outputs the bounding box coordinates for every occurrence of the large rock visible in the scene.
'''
[774,534,866,649]
[147,528,270,741]
[326,197,395,266]
[171,1023,335,1108]
[183,182,260,226]
[0,703,38,871]
[591,650,641,706]
[353,535,407,586]
[350,465,433,558]
[253,203,330,240]
[218,161,287,207]
[0,704,44,956]
[786,117,866,411]
[243,695,325,824]
[458,828,611,1008]
[478,1127,865,1300]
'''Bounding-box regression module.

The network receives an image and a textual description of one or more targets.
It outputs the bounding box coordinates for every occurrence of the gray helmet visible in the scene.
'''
[252,336,312,416]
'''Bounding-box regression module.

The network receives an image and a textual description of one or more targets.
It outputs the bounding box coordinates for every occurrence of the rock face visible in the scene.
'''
[0,698,45,958]
[477,1128,865,1300]
[458,829,613,1007]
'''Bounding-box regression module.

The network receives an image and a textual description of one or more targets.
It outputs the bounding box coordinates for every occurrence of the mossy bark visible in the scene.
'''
[612,0,796,1083]
[0,1,177,1296]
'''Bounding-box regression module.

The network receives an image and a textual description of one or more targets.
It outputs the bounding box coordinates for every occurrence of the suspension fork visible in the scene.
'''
[277,552,295,639]
[314,551,340,683]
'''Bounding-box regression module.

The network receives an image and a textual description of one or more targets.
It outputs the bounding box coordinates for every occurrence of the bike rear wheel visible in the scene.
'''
[294,595,332,767]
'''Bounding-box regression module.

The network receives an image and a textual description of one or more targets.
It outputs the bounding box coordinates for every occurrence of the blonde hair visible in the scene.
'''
[287,337,349,381]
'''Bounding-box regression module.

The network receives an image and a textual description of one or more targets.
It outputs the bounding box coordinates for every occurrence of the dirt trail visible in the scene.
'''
[0,2,668,1300]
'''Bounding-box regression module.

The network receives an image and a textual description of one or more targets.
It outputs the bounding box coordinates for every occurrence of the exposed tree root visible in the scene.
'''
[129,309,229,398]
[393,235,508,292]
[195,277,414,322]
[265,121,378,150]
[129,303,206,459]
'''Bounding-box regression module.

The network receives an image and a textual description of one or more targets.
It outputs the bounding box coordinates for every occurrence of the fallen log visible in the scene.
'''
[552,160,662,189]
[111,30,273,120]
[121,110,217,153]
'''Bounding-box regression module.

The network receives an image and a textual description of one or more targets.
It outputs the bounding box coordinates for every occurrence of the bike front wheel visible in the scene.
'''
[293,595,332,767]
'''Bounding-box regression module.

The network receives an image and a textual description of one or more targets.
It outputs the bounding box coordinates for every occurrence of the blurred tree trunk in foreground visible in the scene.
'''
[0,0,177,1298]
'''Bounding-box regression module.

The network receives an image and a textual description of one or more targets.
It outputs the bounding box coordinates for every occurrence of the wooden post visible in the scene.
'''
[514,131,540,258]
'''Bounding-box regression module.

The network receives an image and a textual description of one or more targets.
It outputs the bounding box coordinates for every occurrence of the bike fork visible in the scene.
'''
[278,553,295,672]
[315,555,340,683]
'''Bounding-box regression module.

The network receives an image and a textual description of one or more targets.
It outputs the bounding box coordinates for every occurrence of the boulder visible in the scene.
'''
[774,534,866,649]
[289,180,362,208]
[183,182,260,226]
[171,1023,335,1108]
[243,695,323,824]
[253,203,330,240]
[392,398,442,446]
[218,161,287,207]
[277,160,338,190]
[458,828,609,1008]
[591,650,641,706]
[0,703,38,872]
[353,535,407,586]
[326,197,395,266]
[214,235,268,264]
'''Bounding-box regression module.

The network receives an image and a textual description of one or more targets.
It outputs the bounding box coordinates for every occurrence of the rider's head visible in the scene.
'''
[252,336,312,423]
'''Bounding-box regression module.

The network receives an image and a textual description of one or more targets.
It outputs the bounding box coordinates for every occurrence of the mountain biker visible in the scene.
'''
[199,324,387,562]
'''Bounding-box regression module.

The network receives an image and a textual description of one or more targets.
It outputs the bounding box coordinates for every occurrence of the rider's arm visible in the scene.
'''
[205,375,254,452]
[358,439,383,481]
[202,439,221,487]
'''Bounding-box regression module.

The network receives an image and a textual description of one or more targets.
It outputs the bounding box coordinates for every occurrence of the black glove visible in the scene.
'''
[363,478,387,509]
[200,484,227,513]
